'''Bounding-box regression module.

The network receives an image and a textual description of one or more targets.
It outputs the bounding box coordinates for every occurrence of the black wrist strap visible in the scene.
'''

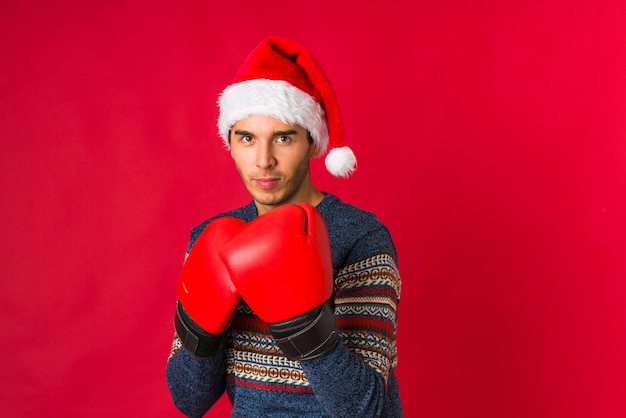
[270,302,339,361]
[174,301,225,359]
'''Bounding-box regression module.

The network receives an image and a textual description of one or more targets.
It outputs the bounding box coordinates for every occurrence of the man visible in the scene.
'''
[166,37,402,417]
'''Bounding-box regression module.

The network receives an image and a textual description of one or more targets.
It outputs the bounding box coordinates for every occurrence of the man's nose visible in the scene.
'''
[255,141,276,168]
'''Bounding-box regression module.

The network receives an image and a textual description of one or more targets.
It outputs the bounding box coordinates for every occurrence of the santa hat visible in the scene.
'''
[217,37,356,177]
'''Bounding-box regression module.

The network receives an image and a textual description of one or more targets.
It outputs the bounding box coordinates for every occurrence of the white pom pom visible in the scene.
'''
[325,146,357,178]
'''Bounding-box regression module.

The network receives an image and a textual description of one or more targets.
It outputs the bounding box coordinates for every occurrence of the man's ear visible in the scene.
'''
[306,131,321,158]
[310,144,322,159]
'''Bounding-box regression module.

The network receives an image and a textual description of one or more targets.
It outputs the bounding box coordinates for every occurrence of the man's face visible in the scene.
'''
[229,115,320,215]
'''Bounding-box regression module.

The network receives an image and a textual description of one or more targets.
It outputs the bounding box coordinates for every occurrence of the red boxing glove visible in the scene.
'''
[220,203,338,360]
[174,216,246,358]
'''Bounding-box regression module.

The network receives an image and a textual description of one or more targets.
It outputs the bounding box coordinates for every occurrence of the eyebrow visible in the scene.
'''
[273,130,298,137]
[232,129,299,137]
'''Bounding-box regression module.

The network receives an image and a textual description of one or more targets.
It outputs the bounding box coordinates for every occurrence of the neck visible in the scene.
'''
[255,186,325,216]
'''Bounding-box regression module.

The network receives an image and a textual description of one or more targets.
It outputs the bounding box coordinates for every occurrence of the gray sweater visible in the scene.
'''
[166,194,403,417]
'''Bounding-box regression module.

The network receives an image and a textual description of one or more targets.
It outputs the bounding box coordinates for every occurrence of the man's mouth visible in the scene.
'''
[254,178,280,189]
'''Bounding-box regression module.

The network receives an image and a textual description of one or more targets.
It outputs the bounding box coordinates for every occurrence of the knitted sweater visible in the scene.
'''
[166,194,402,417]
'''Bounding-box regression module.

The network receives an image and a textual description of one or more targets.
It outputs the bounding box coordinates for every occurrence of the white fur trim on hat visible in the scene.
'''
[218,79,329,153]
[325,146,357,178]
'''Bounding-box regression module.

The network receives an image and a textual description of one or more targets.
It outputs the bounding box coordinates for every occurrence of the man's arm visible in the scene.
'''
[300,248,402,417]
[166,338,226,418]
[165,217,246,417]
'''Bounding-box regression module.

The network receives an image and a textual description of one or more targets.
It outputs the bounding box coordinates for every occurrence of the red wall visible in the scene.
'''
[2,1,625,417]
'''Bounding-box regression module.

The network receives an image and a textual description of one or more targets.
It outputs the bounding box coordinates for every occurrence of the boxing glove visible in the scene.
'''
[220,203,338,361]
[174,216,246,358]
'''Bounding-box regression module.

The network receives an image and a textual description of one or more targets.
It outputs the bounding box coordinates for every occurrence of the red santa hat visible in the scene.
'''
[217,37,356,178]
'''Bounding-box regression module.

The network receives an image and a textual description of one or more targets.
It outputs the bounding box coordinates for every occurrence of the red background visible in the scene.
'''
[2,1,626,417]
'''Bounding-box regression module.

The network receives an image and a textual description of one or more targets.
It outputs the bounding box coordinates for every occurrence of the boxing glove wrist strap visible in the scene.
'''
[270,302,339,361]
[174,301,225,359]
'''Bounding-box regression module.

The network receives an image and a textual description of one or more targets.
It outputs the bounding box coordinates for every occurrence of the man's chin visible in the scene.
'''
[250,191,284,207]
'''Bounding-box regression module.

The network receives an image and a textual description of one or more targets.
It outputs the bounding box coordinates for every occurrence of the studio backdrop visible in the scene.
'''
[1,1,625,417]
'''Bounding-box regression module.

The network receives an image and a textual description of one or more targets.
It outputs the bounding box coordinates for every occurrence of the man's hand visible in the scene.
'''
[175,216,246,358]
[220,203,338,361]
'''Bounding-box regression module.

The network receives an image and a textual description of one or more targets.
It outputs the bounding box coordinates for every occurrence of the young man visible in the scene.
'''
[166,37,403,417]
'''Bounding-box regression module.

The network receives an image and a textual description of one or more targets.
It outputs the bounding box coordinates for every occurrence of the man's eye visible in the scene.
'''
[276,136,290,143]
[241,135,253,143]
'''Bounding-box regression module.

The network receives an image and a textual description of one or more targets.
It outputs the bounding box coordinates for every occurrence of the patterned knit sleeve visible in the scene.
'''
[298,226,402,417]
[165,239,228,417]
[334,251,401,382]
[166,344,227,418]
